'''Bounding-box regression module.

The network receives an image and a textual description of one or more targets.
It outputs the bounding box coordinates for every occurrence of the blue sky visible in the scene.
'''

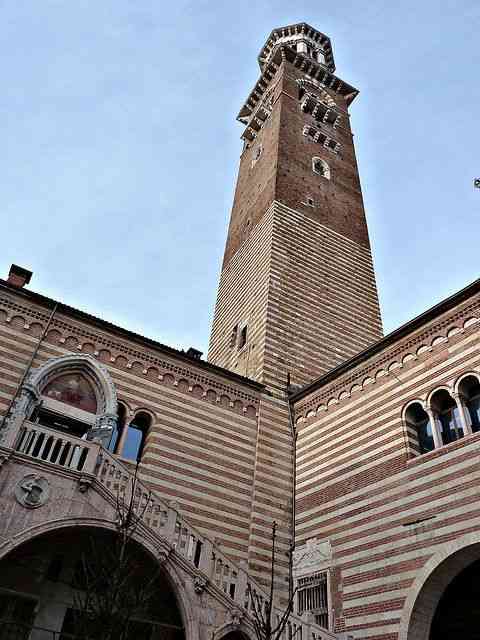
[2,1,479,355]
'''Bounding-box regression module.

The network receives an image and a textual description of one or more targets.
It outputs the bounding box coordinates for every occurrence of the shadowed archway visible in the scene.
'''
[400,535,480,640]
[0,526,185,639]
[429,557,480,639]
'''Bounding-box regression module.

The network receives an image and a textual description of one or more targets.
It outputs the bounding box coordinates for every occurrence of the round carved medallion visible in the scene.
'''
[15,474,50,508]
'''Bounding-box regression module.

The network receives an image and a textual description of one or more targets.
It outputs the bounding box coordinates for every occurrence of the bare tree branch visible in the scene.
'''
[246,523,298,640]
[72,464,167,639]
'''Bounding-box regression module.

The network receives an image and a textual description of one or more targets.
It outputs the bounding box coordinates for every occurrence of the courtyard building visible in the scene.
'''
[1,22,479,640]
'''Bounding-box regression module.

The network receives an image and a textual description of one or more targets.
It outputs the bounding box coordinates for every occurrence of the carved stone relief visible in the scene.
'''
[292,538,332,578]
[15,474,50,508]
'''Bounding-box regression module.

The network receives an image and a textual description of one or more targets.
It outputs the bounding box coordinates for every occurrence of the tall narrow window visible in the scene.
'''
[251,144,263,167]
[121,411,152,462]
[405,402,434,454]
[238,325,247,349]
[458,375,480,433]
[297,573,329,629]
[431,389,463,445]
[230,325,238,348]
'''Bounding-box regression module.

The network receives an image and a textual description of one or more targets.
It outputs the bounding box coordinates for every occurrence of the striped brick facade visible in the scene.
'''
[293,285,480,639]
[2,21,479,640]
[208,36,383,388]
[0,289,265,568]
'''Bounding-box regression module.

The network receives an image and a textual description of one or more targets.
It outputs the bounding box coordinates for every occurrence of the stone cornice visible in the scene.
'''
[258,23,335,72]
[238,46,358,123]
[0,283,263,408]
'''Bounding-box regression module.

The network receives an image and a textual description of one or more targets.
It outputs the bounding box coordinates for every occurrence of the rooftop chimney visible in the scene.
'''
[186,347,203,360]
[7,264,33,288]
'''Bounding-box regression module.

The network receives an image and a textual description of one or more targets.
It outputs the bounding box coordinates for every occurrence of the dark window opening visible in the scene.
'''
[458,375,480,433]
[238,326,247,349]
[230,325,238,348]
[405,402,434,454]
[122,411,152,462]
[46,553,64,582]
[193,541,202,568]
[33,407,90,439]
[431,390,463,445]
[109,402,127,453]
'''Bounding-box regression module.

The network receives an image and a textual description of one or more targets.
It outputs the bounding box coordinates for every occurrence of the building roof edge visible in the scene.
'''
[290,276,480,403]
[0,279,265,393]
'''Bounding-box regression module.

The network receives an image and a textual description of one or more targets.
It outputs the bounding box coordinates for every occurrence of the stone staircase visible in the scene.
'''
[10,421,344,640]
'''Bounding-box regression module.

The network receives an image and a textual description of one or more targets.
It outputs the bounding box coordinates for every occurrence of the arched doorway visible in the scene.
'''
[401,538,480,640]
[0,526,185,639]
[430,558,480,638]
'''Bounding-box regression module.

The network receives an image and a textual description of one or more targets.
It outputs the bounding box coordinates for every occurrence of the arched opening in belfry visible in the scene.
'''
[0,527,185,640]
[406,543,480,640]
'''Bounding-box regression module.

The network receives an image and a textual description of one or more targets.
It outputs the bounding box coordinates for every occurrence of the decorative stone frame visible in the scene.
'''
[2,354,118,448]
[312,157,331,180]
[454,370,480,395]
[251,144,263,167]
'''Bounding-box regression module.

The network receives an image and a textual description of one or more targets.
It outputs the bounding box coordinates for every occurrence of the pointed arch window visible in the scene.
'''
[33,372,99,439]
[8,354,118,450]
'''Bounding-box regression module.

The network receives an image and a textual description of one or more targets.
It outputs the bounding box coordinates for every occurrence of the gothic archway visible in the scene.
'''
[0,524,186,639]
[399,534,480,640]
[3,354,118,447]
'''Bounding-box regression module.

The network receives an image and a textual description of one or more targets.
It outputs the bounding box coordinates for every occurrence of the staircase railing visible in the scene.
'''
[11,421,340,640]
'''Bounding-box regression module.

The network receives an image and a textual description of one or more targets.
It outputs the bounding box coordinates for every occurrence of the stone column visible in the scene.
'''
[0,385,40,448]
[115,408,134,456]
[426,408,443,449]
[452,392,472,436]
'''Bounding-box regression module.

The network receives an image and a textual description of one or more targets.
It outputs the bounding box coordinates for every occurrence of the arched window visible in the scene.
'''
[458,375,480,433]
[7,354,118,450]
[430,389,463,445]
[33,372,99,439]
[405,402,434,454]
[312,157,330,180]
[121,411,152,462]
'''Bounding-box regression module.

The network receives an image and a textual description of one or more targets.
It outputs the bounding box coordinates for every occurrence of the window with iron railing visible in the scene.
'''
[297,572,329,629]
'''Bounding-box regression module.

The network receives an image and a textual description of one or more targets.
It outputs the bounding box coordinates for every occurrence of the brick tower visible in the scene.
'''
[208,23,383,388]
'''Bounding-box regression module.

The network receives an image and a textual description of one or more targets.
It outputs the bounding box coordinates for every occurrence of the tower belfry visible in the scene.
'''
[208,23,383,388]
